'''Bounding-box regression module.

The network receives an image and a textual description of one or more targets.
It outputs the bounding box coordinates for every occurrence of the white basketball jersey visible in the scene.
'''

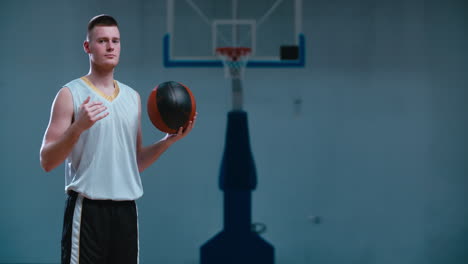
[63,77,143,200]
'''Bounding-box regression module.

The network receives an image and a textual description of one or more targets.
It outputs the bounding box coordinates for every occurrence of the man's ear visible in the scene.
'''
[83,40,90,54]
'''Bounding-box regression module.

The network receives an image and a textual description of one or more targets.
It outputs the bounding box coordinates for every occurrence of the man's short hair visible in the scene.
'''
[87,15,118,39]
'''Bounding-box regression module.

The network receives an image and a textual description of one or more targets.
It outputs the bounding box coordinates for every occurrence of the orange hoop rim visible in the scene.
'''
[216,47,251,61]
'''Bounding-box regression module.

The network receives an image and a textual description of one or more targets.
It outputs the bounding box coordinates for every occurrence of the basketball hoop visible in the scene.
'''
[216,47,251,80]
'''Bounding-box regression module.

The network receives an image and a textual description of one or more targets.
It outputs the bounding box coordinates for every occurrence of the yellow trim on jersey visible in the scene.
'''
[80,76,120,102]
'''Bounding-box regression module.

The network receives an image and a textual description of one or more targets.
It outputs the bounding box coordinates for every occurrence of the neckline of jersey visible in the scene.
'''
[81,76,120,102]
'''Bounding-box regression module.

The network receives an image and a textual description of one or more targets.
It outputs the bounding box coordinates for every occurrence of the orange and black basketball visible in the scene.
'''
[147,81,196,134]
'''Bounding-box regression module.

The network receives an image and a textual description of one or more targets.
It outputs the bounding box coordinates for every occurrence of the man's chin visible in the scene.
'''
[98,61,119,70]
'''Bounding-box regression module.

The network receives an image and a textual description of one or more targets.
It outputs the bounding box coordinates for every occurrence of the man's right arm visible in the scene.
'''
[40,87,108,172]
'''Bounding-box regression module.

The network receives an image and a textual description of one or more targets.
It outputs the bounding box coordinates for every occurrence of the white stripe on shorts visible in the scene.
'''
[136,202,140,264]
[70,195,84,264]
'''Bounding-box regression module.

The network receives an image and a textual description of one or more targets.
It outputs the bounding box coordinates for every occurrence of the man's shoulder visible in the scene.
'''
[63,77,85,89]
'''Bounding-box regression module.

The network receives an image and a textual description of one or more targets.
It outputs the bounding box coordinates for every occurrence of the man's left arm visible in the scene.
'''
[135,93,196,172]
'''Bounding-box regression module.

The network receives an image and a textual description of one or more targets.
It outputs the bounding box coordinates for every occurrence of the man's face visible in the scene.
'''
[84,26,121,69]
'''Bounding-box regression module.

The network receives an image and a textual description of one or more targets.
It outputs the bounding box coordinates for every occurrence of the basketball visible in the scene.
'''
[147,81,196,134]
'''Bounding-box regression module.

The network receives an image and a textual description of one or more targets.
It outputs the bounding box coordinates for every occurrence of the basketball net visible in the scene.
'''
[216,47,251,110]
[216,47,251,80]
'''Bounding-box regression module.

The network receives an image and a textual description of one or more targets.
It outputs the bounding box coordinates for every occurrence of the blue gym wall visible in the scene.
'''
[1,0,467,263]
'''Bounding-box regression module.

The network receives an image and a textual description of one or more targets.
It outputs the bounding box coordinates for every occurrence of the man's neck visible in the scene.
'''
[86,66,115,91]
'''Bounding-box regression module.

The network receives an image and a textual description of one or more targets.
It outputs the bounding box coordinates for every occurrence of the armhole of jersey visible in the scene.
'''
[63,86,76,123]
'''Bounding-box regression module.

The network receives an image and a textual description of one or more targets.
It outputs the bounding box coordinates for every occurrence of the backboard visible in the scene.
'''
[164,0,305,67]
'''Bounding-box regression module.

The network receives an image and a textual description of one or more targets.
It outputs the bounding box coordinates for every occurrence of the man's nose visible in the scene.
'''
[107,43,114,51]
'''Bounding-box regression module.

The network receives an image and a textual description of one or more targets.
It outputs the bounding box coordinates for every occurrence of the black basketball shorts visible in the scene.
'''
[61,191,139,264]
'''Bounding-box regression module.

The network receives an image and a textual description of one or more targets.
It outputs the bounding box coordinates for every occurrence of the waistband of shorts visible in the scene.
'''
[67,189,78,197]
[67,190,135,204]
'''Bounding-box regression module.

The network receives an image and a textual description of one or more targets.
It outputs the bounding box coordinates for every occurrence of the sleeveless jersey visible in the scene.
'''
[63,77,143,200]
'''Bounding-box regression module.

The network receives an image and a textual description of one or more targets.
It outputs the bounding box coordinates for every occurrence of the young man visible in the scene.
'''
[39,15,196,264]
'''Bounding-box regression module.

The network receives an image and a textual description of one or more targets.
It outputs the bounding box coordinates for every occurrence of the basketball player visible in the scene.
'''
[39,15,196,264]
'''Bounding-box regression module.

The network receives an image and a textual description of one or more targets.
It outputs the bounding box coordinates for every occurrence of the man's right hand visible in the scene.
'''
[74,96,109,132]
